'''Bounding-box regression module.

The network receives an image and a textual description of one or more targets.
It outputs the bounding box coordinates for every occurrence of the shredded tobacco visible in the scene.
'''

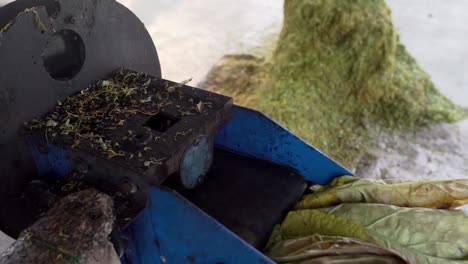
[205,0,467,169]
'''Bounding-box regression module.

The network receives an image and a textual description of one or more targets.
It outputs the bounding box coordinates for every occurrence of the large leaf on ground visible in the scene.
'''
[269,204,468,264]
[296,176,468,210]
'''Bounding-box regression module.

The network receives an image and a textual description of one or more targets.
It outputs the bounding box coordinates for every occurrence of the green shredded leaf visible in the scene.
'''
[46,120,58,127]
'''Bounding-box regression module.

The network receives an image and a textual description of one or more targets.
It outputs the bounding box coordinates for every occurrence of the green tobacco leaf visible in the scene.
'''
[323,204,468,263]
[296,176,468,210]
[295,176,352,209]
[266,234,409,264]
[271,204,468,264]
[266,210,373,249]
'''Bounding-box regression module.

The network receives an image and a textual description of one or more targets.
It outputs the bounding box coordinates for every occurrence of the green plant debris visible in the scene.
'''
[26,69,204,169]
[166,77,193,93]
[26,8,49,33]
[0,21,13,33]
[143,157,167,168]
[204,55,265,108]
[174,129,193,142]
[205,0,467,169]
[28,70,154,158]
[27,231,80,264]
[1,7,49,33]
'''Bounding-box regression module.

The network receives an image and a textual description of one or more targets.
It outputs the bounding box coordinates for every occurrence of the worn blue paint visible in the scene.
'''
[124,186,274,264]
[29,105,351,263]
[30,143,71,178]
[215,106,353,185]
[179,136,212,189]
[124,106,352,263]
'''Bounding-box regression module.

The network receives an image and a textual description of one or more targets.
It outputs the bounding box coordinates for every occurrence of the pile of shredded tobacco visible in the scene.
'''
[204,0,468,170]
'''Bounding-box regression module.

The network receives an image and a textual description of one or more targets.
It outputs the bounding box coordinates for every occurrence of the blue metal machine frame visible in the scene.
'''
[123,106,352,264]
[215,106,352,185]
[31,105,353,263]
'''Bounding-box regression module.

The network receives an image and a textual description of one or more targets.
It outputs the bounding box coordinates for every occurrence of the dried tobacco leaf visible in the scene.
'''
[296,176,468,210]
[266,234,408,264]
[269,204,468,264]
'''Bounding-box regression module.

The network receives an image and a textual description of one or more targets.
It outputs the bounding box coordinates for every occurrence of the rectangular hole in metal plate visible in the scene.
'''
[144,113,180,133]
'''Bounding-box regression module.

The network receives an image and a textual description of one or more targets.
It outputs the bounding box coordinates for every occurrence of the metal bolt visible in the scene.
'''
[120,179,138,194]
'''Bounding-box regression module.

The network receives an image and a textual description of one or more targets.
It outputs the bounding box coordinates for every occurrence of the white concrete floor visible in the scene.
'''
[1,0,468,254]
[387,0,468,108]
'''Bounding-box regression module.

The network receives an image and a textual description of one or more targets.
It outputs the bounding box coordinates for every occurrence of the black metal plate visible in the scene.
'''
[0,0,161,237]
[28,69,232,185]
[166,148,308,249]
[0,0,161,145]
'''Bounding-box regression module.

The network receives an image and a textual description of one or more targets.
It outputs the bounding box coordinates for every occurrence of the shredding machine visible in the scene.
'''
[0,0,353,263]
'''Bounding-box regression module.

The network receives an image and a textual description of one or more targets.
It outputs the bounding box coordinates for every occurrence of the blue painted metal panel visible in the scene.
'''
[215,106,353,185]
[30,143,71,178]
[124,186,274,264]
[29,105,352,263]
